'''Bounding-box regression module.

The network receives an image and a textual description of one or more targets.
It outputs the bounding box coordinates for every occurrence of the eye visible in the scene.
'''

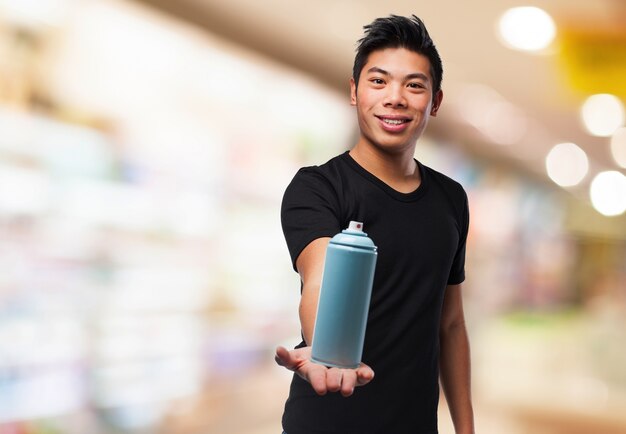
[370,78,385,85]
[408,82,425,89]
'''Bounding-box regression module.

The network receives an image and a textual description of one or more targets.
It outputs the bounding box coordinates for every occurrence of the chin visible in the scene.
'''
[374,141,415,155]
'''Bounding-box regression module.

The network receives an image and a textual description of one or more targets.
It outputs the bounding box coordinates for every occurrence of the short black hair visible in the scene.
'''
[352,15,443,94]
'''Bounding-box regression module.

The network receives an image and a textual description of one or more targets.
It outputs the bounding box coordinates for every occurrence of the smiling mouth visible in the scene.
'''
[376,116,411,125]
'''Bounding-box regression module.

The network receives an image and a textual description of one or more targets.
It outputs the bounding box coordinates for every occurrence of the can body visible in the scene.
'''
[311,224,377,369]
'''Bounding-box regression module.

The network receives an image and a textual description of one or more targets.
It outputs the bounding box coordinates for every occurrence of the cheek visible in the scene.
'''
[356,93,376,111]
[411,97,433,114]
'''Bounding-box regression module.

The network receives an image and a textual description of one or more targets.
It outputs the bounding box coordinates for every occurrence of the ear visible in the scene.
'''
[350,77,357,106]
[430,89,443,116]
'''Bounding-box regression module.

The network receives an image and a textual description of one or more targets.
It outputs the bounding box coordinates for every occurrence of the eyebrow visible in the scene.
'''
[366,67,430,82]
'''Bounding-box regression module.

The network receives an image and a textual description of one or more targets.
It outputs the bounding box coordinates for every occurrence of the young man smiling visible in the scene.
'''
[275,15,475,434]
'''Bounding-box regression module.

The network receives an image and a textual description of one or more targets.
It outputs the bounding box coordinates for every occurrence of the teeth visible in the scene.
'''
[382,118,405,125]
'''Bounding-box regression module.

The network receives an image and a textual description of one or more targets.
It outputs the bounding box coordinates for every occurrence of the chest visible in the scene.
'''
[342,188,461,276]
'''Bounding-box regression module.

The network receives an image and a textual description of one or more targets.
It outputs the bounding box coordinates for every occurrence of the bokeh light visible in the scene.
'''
[545,142,589,187]
[497,7,556,52]
[610,127,626,168]
[590,171,626,216]
[581,94,625,137]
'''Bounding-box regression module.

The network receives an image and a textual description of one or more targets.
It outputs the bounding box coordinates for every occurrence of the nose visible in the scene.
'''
[383,83,407,108]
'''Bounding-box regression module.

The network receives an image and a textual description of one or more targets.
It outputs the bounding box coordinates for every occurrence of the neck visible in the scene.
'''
[349,141,421,193]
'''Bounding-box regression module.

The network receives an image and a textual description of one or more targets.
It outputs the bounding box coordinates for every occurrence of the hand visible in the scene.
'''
[274,345,374,397]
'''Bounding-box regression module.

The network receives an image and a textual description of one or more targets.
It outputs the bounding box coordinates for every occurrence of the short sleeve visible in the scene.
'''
[281,168,342,271]
[447,191,469,285]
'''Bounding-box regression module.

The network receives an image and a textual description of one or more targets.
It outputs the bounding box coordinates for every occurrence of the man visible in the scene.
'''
[275,15,475,434]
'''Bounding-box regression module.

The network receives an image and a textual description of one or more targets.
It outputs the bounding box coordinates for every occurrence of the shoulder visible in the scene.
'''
[421,163,469,224]
[422,163,467,201]
[285,153,349,195]
[280,154,348,269]
[295,153,348,178]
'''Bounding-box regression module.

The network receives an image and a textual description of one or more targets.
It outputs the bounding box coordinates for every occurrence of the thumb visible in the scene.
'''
[274,346,294,368]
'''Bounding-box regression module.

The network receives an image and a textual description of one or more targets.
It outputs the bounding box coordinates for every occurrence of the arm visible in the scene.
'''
[296,237,330,345]
[439,283,475,434]
[275,237,374,397]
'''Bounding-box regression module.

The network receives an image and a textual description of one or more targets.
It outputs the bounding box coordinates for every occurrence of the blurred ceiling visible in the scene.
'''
[134,0,626,189]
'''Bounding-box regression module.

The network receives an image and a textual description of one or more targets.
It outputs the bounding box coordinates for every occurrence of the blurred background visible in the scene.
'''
[0,0,625,433]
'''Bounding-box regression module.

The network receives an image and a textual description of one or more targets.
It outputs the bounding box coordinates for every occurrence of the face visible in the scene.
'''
[350,47,443,154]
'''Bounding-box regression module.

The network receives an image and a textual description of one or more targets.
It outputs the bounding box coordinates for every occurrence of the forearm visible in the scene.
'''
[295,237,330,346]
[439,321,475,434]
[299,285,319,345]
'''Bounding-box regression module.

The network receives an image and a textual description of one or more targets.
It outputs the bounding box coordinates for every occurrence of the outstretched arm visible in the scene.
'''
[275,237,375,397]
[439,283,475,434]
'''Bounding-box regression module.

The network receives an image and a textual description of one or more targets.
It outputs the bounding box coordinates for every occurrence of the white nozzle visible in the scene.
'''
[347,221,364,232]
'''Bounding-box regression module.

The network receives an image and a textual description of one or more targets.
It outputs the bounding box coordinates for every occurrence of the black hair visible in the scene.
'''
[352,15,443,94]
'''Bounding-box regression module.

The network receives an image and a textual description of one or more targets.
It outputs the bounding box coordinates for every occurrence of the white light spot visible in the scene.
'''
[581,94,625,137]
[545,142,589,187]
[497,7,556,52]
[610,127,626,168]
[590,171,626,216]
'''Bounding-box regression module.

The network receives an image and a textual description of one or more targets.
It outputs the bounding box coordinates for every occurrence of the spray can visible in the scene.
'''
[311,221,378,369]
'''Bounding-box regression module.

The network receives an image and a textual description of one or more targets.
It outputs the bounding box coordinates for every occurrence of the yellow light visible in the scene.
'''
[558,28,626,97]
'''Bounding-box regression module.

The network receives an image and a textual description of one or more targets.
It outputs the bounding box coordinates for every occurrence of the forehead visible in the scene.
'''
[362,47,433,79]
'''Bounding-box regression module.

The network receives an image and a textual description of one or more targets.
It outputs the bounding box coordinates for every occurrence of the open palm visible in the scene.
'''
[275,345,375,397]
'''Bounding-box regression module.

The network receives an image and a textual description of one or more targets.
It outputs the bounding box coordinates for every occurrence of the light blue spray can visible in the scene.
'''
[311,221,377,369]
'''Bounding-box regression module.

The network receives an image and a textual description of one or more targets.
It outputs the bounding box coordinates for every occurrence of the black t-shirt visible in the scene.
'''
[280,151,469,434]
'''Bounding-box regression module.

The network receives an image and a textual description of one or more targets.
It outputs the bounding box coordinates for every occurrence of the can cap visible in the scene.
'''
[347,221,364,232]
[329,221,377,251]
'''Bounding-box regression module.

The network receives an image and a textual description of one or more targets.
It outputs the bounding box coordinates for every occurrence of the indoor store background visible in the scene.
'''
[0,1,625,433]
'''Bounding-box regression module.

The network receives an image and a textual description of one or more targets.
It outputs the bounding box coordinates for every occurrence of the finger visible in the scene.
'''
[356,364,375,386]
[307,366,328,396]
[340,370,357,397]
[275,346,296,369]
[326,368,343,393]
